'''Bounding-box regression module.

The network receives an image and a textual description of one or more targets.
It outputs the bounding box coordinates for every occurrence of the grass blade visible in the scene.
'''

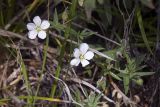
[137,8,153,55]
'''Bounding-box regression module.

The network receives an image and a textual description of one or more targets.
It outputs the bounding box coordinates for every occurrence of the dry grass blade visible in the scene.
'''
[0,29,39,45]
[69,77,115,104]
[49,73,83,107]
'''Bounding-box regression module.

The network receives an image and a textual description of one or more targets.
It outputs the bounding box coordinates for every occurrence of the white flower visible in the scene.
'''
[27,16,50,39]
[70,43,94,67]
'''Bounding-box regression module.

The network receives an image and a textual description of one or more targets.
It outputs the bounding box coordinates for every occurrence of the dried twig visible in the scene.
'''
[49,73,83,107]
[69,77,115,104]
[0,29,39,45]
[109,76,135,105]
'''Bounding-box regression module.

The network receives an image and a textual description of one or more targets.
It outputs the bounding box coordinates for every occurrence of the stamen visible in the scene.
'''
[36,26,41,32]
[80,54,84,60]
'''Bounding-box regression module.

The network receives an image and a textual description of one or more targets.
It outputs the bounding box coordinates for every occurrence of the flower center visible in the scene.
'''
[36,26,41,32]
[80,54,85,60]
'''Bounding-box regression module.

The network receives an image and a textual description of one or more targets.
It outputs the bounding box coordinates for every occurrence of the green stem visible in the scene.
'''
[50,0,77,102]
[33,36,49,105]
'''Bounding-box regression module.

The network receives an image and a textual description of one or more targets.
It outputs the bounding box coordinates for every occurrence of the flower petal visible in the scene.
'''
[73,48,80,58]
[40,20,50,30]
[28,30,38,39]
[33,16,41,26]
[80,43,89,54]
[81,59,89,67]
[84,51,94,60]
[70,58,80,66]
[38,31,46,39]
[27,23,36,30]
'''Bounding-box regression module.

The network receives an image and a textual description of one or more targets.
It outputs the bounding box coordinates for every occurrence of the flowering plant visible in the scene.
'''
[70,43,94,67]
[27,16,50,39]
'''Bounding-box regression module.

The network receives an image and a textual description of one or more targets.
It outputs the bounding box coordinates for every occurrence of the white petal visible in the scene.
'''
[38,31,46,39]
[28,30,38,39]
[70,58,80,66]
[80,43,89,54]
[84,51,94,60]
[40,20,50,30]
[33,16,41,26]
[27,23,36,30]
[81,59,89,67]
[73,48,80,58]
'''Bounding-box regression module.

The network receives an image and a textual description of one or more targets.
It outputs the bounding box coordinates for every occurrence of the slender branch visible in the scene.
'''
[72,22,121,46]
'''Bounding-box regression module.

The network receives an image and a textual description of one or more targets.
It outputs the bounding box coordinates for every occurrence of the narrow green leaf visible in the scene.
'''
[105,0,112,25]
[20,57,32,104]
[84,0,96,19]
[33,36,49,105]
[110,72,122,81]
[123,76,129,94]
[0,9,4,26]
[135,65,146,72]
[137,8,153,55]
[53,9,58,24]
[132,72,155,77]
[70,0,77,19]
